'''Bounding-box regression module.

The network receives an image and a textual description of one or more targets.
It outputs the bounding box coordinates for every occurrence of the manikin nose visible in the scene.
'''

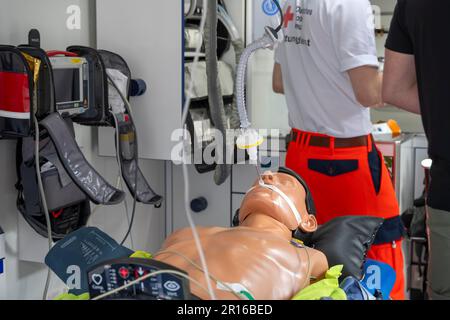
[261,171,277,184]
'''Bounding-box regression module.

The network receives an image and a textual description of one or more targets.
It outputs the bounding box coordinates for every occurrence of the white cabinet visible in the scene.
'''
[96,0,182,161]
[169,164,231,232]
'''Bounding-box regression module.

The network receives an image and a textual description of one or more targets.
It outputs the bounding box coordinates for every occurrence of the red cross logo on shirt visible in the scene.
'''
[283,6,295,28]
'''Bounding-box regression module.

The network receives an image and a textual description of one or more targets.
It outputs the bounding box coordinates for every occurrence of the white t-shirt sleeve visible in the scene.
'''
[329,0,379,72]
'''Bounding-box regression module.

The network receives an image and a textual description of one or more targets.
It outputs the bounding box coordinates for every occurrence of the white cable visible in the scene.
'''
[180,0,216,300]
[155,250,245,300]
[34,115,54,300]
[91,269,210,300]
[112,113,135,249]
[106,77,139,247]
[119,179,135,249]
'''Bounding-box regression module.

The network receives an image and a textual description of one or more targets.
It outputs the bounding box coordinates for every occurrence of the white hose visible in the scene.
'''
[218,5,241,42]
[235,34,275,129]
[181,0,217,300]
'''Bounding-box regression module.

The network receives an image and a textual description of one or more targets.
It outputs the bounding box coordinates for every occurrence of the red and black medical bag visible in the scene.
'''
[0,46,33,138]
[0,45,54,139]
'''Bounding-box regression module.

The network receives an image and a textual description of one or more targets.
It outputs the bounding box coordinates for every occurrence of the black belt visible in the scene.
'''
[290,130,370,148]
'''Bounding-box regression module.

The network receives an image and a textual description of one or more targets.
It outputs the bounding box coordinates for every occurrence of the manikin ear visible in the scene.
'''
[299,214,318,233]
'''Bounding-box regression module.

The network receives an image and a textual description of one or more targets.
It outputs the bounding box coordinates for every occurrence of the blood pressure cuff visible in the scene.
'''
[45,227,134,295]
[294,216,384,280]
[40,112,125,205]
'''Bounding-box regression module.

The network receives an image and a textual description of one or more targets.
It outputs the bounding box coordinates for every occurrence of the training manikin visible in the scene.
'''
[154,170,329,300]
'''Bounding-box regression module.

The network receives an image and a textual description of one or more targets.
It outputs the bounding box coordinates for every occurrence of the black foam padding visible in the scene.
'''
[294,216,384,280]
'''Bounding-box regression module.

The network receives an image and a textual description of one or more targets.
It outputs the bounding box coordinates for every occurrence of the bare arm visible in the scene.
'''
[272,63,284,94]
[382,49,421,114]
[348,66,384,108]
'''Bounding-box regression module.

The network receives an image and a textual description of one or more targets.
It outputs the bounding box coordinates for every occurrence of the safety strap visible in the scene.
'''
[40,113,125,205]
[121,159,162,206]
[115,118,162,206]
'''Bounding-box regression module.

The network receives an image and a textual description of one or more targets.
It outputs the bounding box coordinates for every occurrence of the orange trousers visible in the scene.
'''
[286,129,405,300]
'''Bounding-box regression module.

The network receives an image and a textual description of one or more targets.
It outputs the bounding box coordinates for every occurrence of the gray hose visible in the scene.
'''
[185,0,197,18]
[229,38,245,129]
[205,0,231,185]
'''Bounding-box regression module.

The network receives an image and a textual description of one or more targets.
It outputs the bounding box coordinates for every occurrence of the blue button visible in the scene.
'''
[262,0,280,16]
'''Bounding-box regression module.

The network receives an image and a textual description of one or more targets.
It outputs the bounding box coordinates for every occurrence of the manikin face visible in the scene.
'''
[239,171,317,232]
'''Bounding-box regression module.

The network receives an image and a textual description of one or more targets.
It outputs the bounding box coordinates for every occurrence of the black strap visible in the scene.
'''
[15,138,25,213]
[40,113,125,205]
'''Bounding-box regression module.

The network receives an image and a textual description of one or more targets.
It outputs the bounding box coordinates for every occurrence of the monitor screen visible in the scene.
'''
[53,68,81,104]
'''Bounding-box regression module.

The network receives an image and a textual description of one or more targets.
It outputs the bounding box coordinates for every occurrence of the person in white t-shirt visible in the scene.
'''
[272,0,405,299]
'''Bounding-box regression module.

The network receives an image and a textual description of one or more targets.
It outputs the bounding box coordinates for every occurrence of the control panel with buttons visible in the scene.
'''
[87,258,192,300]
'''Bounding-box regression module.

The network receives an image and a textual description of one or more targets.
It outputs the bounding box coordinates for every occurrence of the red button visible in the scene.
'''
[119,267,130,279]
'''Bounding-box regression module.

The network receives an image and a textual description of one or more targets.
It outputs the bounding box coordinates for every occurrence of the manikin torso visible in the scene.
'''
[154,214,328,300]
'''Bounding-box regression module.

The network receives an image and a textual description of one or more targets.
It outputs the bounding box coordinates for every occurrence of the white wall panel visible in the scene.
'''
[97,0,183,160]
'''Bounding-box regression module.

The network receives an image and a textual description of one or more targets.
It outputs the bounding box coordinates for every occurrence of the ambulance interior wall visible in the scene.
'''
[0,0,166,299]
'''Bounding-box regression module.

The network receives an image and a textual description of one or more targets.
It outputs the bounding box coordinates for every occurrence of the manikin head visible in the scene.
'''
[239,168,318,233]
